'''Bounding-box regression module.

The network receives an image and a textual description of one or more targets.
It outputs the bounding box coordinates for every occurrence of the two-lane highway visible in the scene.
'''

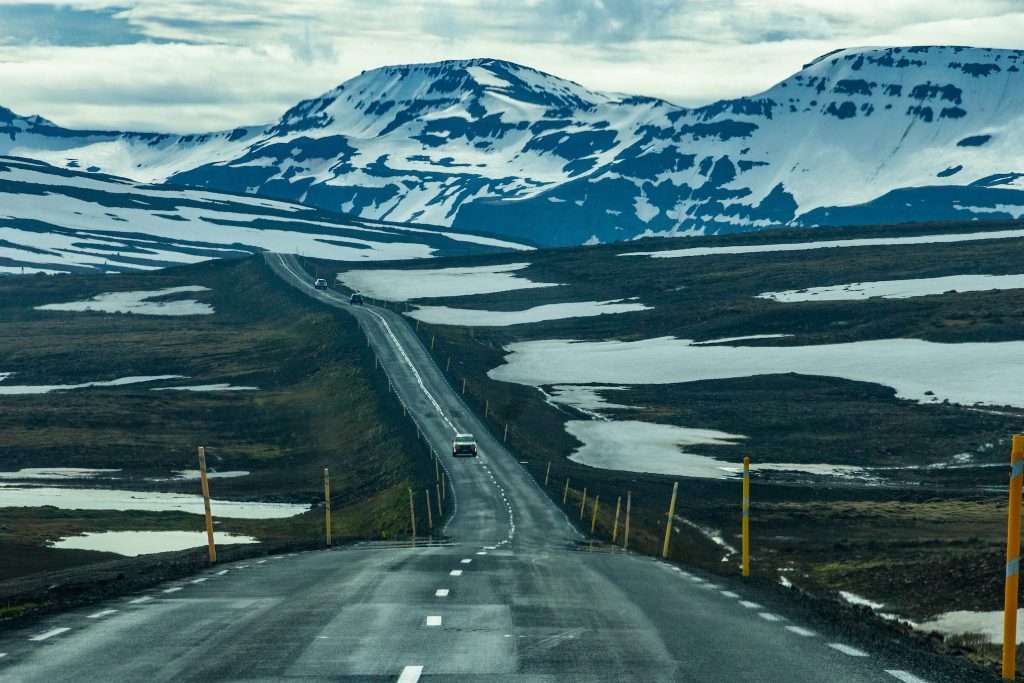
[0,254,986,682]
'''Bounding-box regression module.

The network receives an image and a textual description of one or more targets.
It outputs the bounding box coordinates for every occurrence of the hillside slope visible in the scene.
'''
[0,156,528,274]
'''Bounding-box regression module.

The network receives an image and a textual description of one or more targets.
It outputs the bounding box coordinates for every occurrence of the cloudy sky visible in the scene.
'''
[1,0,1021,133]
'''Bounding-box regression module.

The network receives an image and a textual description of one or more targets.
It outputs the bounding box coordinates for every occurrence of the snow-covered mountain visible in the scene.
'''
[4,47,1024,247]
[0,156,529,274]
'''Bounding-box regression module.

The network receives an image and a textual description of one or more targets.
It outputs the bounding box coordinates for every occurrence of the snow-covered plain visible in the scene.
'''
[407,299,649,326]
[758,274,1024,302]
[50,530,258,556]
[489,336,1024,409]
[337,263,559,301]
[623,229,1024,260]
[565,419,868,479]
[0,484,309,518]
[36,286,214,316]
[0,375,185,395]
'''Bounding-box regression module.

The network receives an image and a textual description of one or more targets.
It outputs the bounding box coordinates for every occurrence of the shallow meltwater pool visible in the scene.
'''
[49,530,259,556]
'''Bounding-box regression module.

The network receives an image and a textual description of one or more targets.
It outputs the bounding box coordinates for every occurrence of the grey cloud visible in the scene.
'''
[0,3,159,47]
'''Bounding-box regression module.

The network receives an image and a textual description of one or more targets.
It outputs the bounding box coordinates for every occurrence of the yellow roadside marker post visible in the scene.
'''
[563,478,570,504]
[425,489,434,532]
[742,457,751,577]
[441,471,447,502]
[436,482,443,517]
[591,495,600,534]
[580,488,588,520]
[544,462,551,487]
[661,482,679,559]
[1003,435,1024,680]
[624,491,632,550]
[612,496,622,543]
[197,447,217,564]
[324,467,333,547]
[409,487,417,547]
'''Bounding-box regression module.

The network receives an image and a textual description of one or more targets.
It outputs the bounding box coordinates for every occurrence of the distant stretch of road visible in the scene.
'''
[0,254,982,682]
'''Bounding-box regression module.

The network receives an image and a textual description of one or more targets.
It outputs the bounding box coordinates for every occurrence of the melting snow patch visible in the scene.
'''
[172,470,250,480]
[152,384,259,392]
[50,530,258,556]
[759,274,1024,302]
[407,299,649,326]
[0,375,185,395]
[489,336,1024,409]
[692,334,793,345]
[337,263,559,301]
[0,485,308,518]
[0,468,120,480]
[919,610,1021,644]
[564,419,866,480]
[36,286,214,316]
[546,385,636,417]
[623,228,1024,259]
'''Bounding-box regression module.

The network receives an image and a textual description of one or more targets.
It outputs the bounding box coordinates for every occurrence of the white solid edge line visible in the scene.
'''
[435,589,450,597]
[785,625,815,637]
[828,643,869,657]
[397,665,424,683]
[87,609,118,619]
[30,627,70,642]
[426,616,442,626]
[885,670,930,683]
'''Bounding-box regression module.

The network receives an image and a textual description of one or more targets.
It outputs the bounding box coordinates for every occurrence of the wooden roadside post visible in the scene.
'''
[591,495,600,534]
[562,478,570,504]
[197,447,217,564]
[461,378,466,395]
[1003,435,1024,680]
[742,456,751,577]
[441,471,447,502]
[612,496,622,543]
[431,335,436,351]
[425,488,434,532]
[662,482,679,559]
[503,424,508,443]
[436,482,443,517]
[324,466,332,547]
[579,488,587,520]
[446,356,451,373]
[544,462,551,487]
[623,491,632,550]
[409,488,417,547]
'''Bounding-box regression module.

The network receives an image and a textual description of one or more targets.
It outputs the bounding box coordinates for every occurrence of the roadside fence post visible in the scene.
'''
[742,456,751,578]
[446,356,452,373]
[544,462,551,487]
[435,456,440,484]
[441,472,447,502]
[461,378,466,395]
[579,488,587,520]
[1002,434,1024,680]
[612,496,622,543]
[503,424,508,443]
[197,446,217,564]
[431,335,436,351]
[623,490,632,550]
[409,487,417,547]
[661,482,679,559]
[425,488,434,532]
[563,478,570,504]
[324,466,333,547]
[436,482,443,517]
[591,495,600,534]
[485,400,490,418]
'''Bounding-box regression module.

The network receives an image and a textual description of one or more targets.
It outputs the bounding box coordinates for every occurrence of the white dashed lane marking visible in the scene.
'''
[0,652,6,659]
[162,587,183,594]
[828,643,869,657]
[885,671,930,683]
[739,601,761,609]
[758,612,782,622]
[30,627,70,642]
[449,570,463,577]
[460,559,472,564]
[397,665,423,683]
[128,596,153,605]
[190,578,208,584]
[435,589,450,597]
[785,625,815,637]
[720,591,739,598]
[216,570,229,576]
[425,616,442,627]
[87,609,118,620]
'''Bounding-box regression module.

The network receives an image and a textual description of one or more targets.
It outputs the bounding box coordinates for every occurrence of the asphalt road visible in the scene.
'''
[0,254,985,682]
